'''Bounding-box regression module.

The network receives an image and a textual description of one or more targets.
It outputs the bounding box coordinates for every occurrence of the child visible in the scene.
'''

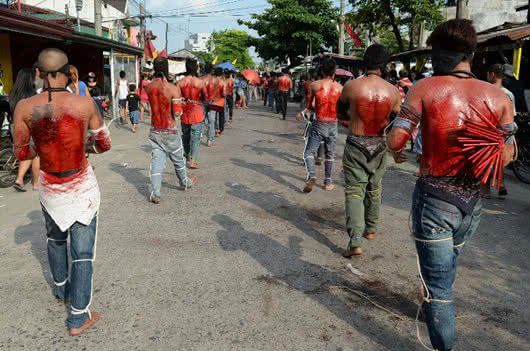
[126,83,140,133]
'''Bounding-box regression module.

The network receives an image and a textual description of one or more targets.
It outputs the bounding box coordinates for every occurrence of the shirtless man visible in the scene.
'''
[338,44,401,257]
[202,63,224,146]
[277,69,292,120]
[145,59,196,204]
[213,67,227,136]
[178,59,205,169]
[224,71,235,122]
[297,58,343,192]
[387,20,515,351]
[13,48,111,336]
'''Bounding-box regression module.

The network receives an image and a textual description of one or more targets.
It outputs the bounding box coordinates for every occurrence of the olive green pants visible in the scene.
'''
[343,143,387,248]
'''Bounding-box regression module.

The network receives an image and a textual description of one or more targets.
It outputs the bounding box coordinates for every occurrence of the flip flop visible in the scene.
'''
[13,183,27,192]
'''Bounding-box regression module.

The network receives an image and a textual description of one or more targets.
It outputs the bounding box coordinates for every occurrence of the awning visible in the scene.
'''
[0,7,142,56]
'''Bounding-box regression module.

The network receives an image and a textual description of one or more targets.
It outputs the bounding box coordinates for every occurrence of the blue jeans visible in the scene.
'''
[268,90,275,109]
[205,107,216,142]
[181,122,203,161]
[149,130,191,197]
[412,186,482,351]
[304,121,337,184]
[44,209,97,329]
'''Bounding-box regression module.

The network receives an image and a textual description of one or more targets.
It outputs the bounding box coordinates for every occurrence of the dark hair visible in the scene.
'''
[204,63,213,74]
[399,70,408,78]
[488,63,504,79]
[154,71,165,79]
[153,57,169,78]
[364,44,390,70]
[427,19,477,54]
[320,57,336,77]
[119,70,126,79]
[214,67,224,77]
[281,68,289,74]
[129,83,136,91]
[186,59,198,76]
[9,68,36,112]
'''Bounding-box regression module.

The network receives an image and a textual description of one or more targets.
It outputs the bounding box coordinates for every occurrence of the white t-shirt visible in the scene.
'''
[118,79,128,100]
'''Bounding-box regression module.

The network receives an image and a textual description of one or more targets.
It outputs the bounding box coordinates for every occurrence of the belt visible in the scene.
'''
[47,168,81,178]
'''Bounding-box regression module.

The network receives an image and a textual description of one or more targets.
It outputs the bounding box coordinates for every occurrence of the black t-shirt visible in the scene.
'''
[88,84,102,97]
[126,93,140,111]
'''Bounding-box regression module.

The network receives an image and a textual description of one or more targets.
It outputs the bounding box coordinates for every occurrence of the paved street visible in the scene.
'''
[0,102,528,350]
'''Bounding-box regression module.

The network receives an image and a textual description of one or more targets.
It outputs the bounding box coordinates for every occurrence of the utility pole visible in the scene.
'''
[338,0,345,55]
[139,0,145,47]
[94,0,102,37]
[75,0,82,32]
[526,0,530,24]
[456,0,468,19]
[165,22,168,52]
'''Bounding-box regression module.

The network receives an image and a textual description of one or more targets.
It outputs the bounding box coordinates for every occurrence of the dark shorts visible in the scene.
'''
[119,99,127,109]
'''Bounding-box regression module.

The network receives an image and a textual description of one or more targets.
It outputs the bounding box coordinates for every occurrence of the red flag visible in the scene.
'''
[158,49,168,59]
[344,21,363,48]
[144,39,158,61]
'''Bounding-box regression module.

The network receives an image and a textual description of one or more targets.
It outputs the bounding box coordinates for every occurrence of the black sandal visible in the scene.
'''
[13,183,27,192]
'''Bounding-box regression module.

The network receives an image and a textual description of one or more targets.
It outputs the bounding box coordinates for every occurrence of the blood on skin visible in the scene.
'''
[314,83,342,122]
[353,95,392,136]
[148,81,174,129]
[415,76,506,177]
[31,113,87,179]
[180,77,204,125]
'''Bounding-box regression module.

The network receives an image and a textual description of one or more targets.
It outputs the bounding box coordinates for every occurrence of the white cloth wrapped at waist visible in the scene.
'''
[39,165,100,232]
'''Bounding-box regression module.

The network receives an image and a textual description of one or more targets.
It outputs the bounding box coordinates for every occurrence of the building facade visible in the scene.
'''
[185,33,212,52]
[444,0,526,31]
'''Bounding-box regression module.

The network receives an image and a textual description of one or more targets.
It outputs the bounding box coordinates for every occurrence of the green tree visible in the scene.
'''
[239,0,339,66]
[348,0,444,53]
[212,29,255,70]
[194,51,214,64]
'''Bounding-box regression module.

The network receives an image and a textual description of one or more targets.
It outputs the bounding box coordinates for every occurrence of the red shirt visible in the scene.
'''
[278,75,292,92]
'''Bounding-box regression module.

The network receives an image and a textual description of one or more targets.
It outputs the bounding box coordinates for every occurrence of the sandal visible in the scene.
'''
[13,182,27,192]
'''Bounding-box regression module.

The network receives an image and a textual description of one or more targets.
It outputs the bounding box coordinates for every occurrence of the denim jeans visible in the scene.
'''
[343,143,387,248]
[44,209,97,329]
[204,107,216,142]
[304,121,337,184]
[412,186,482,351]
[181,122,203,161]
[226,95,234,120]
[149,130,191,197]
[278,91,288,118]
[268,90,275,109]
[215,110,225,133]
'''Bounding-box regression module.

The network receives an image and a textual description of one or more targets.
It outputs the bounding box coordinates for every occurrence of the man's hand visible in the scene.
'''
[391,150,408,164]
[296,112,304,121]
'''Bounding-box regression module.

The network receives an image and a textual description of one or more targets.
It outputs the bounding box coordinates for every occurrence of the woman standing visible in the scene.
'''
[10,68,40,191]
[67,65,90,96]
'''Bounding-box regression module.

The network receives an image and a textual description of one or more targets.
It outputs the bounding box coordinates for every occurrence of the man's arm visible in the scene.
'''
[171,83,183,119]
[13,102,36,161]
[86,100,111,154]
[305,82,316,110]
[499,95,516,166]
[386,83,423,163]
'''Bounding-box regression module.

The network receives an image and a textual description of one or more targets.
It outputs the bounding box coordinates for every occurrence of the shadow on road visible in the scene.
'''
[14,210,51,287]
[242,144,304,166]
[213,213,419,350]
[109,162,179,198]
[231,158,305,192]
[226,182,341,254]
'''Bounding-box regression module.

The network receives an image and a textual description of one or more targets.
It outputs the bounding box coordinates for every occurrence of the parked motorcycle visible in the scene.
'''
[512,113,530,184]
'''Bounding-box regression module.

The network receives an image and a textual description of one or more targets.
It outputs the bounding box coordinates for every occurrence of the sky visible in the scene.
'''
[137,0,346,57]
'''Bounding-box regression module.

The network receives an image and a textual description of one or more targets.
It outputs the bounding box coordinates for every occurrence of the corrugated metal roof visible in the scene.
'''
[104,0,127,13]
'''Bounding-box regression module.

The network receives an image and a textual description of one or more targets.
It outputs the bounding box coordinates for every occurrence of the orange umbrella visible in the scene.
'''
[242,69,260,85]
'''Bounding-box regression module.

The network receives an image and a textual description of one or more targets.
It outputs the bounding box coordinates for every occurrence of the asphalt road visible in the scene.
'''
[0,101,528,350]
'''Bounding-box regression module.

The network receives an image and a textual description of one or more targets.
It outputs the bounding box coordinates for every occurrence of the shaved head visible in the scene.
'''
[37,48,68,73]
